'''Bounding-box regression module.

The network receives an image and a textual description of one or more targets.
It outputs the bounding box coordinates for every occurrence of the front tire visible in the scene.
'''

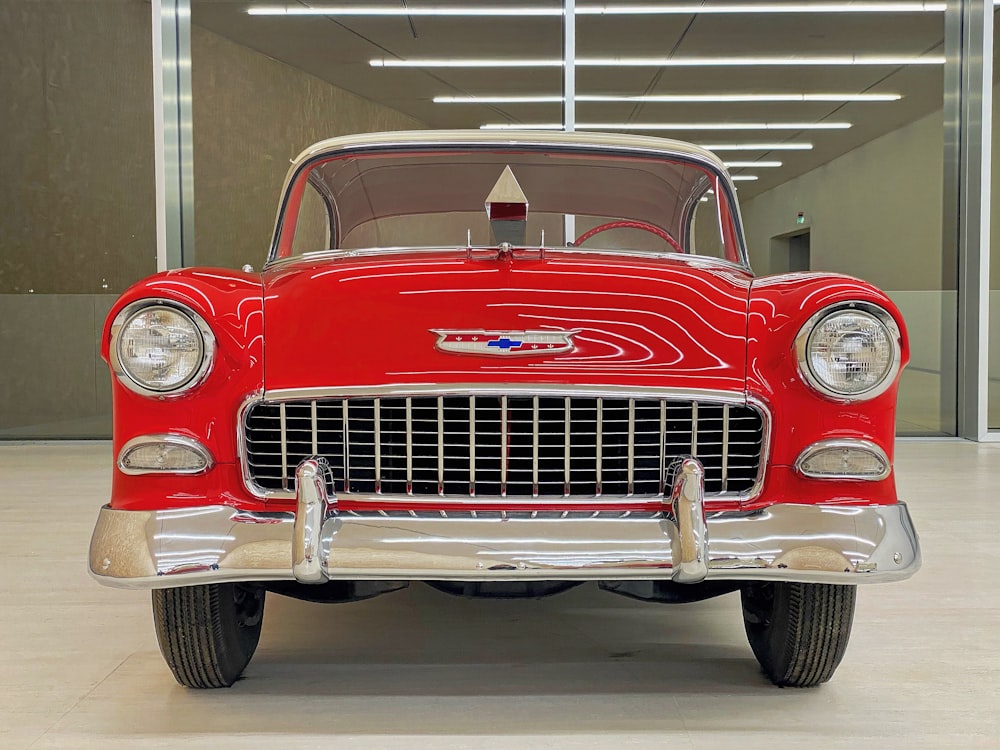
[740,581,856,687]
[152,583,265,688]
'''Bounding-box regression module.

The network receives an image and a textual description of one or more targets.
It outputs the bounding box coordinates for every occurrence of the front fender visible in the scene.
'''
[746,272,910,509]
[102,268,264,511]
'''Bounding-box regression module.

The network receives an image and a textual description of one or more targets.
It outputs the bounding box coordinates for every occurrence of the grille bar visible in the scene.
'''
[564,396,571,497]
[279,403,288,491]
[721,403,729,493]
[437,395,444,496]
[469,395,476,495]
[405,397,412,494]
[532,395,539,498]
[501,394,508,497]
[627,398,635,496]
[244,394,765,499]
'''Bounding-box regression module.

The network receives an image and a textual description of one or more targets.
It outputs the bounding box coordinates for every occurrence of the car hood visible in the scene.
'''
[261,250,751,395]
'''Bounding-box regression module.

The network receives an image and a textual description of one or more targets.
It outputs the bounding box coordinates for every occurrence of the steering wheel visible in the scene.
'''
[573,220,685,253]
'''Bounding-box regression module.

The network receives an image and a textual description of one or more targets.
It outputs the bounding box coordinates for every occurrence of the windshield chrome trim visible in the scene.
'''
[263,245,751,273]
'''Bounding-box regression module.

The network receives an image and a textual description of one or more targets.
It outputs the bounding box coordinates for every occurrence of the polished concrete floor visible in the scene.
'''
[0,441,997,749]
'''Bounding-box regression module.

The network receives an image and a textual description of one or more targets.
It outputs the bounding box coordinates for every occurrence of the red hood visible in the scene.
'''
[261,250,751,394]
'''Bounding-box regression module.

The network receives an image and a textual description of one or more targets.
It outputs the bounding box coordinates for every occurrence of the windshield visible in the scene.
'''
[274,145,744,264]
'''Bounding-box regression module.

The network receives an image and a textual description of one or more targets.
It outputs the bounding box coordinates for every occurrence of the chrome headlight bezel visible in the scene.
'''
[110,299,216,397]
[794,301,902,402]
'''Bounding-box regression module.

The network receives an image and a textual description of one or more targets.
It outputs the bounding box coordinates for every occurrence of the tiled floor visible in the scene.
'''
[0,441,997,749]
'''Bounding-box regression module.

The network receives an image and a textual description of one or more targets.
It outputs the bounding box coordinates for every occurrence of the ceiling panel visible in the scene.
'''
[192,0,950,198]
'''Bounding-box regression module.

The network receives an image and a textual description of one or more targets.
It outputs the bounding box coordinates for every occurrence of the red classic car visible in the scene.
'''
[89,131,920,689]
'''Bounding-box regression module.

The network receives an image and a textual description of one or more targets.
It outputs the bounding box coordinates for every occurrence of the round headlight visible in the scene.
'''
[795,303,901,400]
[111,301,214,396]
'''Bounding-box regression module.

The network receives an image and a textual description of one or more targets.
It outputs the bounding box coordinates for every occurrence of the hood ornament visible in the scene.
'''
[485,165,528,247]
[432,329,578,356]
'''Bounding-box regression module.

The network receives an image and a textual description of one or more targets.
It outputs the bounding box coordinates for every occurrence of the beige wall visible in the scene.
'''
[739,107,957,434]
[0,8,425,437]
[0,1,156,295]
[191,26,425,269]
[740,108,947,291]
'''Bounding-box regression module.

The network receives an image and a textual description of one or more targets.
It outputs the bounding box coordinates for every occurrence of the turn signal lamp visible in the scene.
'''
[796,440,890,481]
[118,436,213,475]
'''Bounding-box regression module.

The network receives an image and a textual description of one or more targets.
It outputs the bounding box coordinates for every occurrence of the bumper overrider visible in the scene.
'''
[90,457,920,589]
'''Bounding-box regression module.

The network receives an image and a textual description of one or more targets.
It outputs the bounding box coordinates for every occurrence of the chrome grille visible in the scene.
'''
[243,395,765,498]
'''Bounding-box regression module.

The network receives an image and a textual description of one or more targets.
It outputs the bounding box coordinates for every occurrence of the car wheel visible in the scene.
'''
[152,582,265,688]
[740,581,856,687]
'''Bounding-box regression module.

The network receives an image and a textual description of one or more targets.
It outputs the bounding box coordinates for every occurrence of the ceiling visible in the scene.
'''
[191,0,953,199]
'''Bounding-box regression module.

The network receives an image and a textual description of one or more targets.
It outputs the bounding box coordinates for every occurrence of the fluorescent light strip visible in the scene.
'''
[373,59,562,68]
[373,56,944,68]
[250,6,564,16]
[435,95,567,103]
[579,2,946,13]
[435,93,901,103]
[480,122,851,131]
[250,3,946,16]
[701,143,812,151]
[731,175,760,181]
[724,161,782,168]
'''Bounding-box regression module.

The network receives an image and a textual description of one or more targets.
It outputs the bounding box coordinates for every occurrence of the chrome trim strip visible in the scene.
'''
[90,501,921,589]
[745,394,771,503]
[795,438,892,481]
[265,245,751,274]
[263,383,747,404]
[237,391,267,499]
[238,386,771,505]
[794,301,903,403]
[117,434,214,476]
[293,457,333,583]
[109,299,216,399]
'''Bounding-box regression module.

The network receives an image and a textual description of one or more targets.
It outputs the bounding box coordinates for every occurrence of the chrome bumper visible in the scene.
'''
[90,458,921,589]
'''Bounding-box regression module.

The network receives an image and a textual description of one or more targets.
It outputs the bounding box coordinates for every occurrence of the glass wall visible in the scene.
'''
[0,2,982,438]
[189,2,435,270]
[987,8,1000,431]
[0,1,156,438]
[679,10,952,435]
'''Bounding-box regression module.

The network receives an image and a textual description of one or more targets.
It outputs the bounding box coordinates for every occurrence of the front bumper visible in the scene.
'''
[90,459,920,589]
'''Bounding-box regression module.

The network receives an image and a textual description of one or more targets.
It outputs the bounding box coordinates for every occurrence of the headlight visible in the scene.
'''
[795,302,901,401]
[110,301,215,396]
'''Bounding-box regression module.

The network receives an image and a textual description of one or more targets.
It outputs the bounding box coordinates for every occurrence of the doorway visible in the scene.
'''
[768,229,811,274]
